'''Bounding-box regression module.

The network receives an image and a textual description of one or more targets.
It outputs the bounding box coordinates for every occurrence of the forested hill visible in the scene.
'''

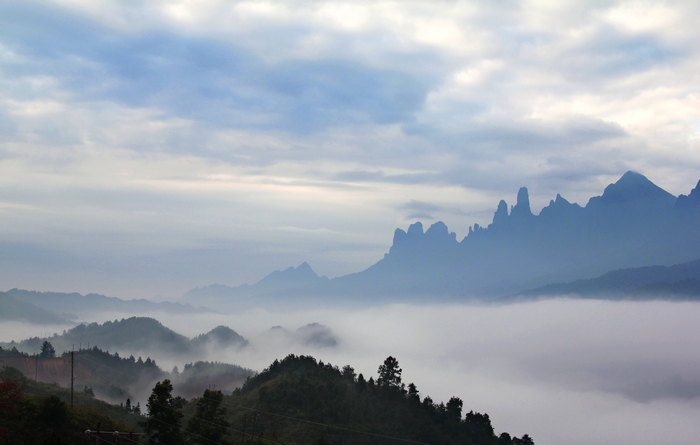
[221,354,533,445]
[0,317,249,358]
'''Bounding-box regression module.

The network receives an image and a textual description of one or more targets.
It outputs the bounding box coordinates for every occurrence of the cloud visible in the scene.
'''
[1,0,700,294]
[14,299,698,445]
[0,2,434,136]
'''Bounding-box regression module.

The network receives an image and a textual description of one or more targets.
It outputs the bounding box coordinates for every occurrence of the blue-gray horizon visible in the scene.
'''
[1,0,699,298]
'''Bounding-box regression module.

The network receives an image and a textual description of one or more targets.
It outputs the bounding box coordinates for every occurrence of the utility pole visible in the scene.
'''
[35,355,38,381]
[241,415,247,444]
[250,413,257,442]
[70,350,74,409]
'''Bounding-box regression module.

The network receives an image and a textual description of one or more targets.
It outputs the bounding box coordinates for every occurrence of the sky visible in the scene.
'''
[1,0,700,298]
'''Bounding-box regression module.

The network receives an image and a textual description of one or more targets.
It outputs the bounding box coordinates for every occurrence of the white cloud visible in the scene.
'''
[16,299,698,445]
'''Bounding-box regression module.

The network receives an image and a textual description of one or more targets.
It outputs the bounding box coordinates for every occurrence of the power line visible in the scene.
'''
[200,393,433,445]
[74,351,432,445]
[148,399,288,445]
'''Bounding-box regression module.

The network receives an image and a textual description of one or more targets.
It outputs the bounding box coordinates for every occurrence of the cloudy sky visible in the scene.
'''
[1,0,699,298]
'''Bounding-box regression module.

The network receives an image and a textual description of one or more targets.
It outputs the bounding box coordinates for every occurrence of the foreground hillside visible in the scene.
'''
[0,343,254,403]
[220,354,533,445]
[2,352,534,444]
[0,366,142,444]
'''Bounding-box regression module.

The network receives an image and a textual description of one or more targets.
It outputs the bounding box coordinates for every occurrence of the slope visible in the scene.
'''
[0,291,68,324]
[519,258,700,299]
[217,354,534,445]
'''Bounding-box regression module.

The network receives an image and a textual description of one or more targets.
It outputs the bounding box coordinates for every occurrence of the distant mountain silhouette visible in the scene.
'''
[519,258,700,300]
[6,288,212,318]
[191,325,249,349]
[0,291,68,324]
[0,317,249,358]
[182,262,328,309]
[185,171,700,304]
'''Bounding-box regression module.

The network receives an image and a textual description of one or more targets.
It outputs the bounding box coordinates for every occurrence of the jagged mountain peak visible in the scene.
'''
[407,221,424,235]
[592,170,675,206]
[511,187,532,217]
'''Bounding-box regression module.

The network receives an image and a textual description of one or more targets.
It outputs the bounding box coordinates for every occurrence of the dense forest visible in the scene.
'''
[1,351,534,444]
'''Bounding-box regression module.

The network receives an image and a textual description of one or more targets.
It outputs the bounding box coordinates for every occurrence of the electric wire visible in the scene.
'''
[73,351,433,445]
[199,393,433,445]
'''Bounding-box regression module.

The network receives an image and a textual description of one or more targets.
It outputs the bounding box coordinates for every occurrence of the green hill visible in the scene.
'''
[0,317,250,359]
[213,354,533,445]
[0,366,142,444]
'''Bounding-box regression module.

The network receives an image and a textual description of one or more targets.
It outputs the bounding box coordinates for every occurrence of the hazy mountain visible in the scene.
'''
[176,361,254,398]
[295,323,338,347]
[0,345,254,404]
[184,171,700,305]
[191,325,249,349]
[0,317,249,358]
[182,262,328,309]
[519,258,700,300]
[6,288,212,318]
[0,292,68,324]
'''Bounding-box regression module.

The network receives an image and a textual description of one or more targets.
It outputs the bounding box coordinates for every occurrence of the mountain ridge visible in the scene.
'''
[183,171,700,306]
[6,288,213,317]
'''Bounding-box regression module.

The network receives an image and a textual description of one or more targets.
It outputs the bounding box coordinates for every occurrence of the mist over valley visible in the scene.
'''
[2,1,700,443]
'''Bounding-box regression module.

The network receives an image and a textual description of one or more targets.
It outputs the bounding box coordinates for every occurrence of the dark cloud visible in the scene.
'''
[0,2,434,137]
[563,25,683,83]
[397,199,473,220]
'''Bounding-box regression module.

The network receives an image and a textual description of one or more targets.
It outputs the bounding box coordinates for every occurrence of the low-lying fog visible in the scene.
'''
[3,299,700,445]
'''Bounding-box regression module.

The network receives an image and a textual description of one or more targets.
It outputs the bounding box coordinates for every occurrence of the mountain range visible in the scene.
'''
[184,171,700,306]
[0,317,248,358]
[4,288,212,321]
[519,257,700,299]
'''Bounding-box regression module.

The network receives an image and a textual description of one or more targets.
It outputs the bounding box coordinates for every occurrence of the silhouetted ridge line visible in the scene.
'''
[183,172,700,305]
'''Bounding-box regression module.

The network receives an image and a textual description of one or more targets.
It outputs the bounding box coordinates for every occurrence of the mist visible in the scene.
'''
[4,299,696,445]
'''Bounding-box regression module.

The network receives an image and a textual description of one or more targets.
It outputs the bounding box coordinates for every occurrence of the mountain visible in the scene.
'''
[0,291,68,324]
[223,354,534,445]
[0,365,143,443]
[182,262,328,309]
[186,171,700,305]
[0,317,249,358]
[191,325,249,349]
[6,288,212,318]
[519,258,700,299]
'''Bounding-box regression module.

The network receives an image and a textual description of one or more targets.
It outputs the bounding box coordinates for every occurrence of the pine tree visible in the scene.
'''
[40,341,55,358]
[377,356,402,388]
[185,389,230,444]
[145,379,183,445]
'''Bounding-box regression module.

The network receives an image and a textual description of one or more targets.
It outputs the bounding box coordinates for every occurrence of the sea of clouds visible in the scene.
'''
[4,298,699,445]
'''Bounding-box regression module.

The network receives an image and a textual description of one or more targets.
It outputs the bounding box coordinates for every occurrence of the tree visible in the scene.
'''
[186,389,230,444]
[0,379,23,441]
[377,356,402,388]
[40,341,56,358]
[341,365,356,380]
[145,379,183,445]
[446,396,463,420]
[407,382,420,402]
